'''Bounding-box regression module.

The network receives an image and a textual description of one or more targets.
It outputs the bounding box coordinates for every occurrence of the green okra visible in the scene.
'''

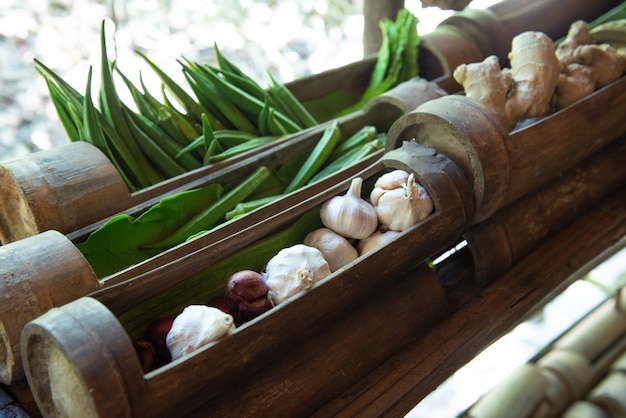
[201,67,302,134]
[83,67,139,190]
[136,50,225,130]
[205,135,279,163]
[175,130,258,159]
[284,120,341,194]
[98,22,163,188]
[127,109,202,171]
[309,137,383,184]
[225,194,282,220]
[124,111,187,178]
[202,138,224,165]
[267,71,318,129]
[43,76,81,141]
[182,64,259,134]
[330,125,378,160]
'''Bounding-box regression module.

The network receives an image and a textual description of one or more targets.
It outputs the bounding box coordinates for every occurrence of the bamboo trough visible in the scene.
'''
[16,64,626,417]
[0,77,450,386]
[0,0,618,244]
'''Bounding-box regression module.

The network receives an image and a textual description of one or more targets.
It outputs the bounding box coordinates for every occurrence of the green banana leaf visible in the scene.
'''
[77,183,222,278]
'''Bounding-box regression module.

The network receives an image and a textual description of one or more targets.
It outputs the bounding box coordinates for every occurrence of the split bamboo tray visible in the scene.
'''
[16,67,626,417]
[0,76,450,386]
[0,0,618,244]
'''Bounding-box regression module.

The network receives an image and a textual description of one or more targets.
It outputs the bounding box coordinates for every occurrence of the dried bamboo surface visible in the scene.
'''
[313,182,626,417]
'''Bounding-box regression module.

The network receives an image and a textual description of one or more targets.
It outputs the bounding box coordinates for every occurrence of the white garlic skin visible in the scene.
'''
[374,169,410,190]
[303,227,359,272]
[371,172,434,232]
[166,305,235,361]
[320,177,378,240]
[357,230,400,255]
[264,244,331,306]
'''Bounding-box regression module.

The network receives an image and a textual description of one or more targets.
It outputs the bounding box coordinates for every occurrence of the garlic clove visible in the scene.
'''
[320,177,378,240]
[303,227,359,272]
[264,244,331,306]
[373,169,410,190]
[357,230,400,255]
[166,305,235,361]
[372,172,434,232]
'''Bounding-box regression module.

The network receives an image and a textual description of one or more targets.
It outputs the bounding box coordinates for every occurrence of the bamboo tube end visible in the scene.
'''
[386,94,511,223]
[0,165,39,244]
[0,231,100,385]
[364,77,448,117]
[22,297,143,418]
[0,142,130,243]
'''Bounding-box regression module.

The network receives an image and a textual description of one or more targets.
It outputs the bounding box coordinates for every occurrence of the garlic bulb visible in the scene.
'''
[357,230,400,255]
[374,170,410,190]
[166,305,235,360]
[370,171,434,232]
[264,244,331,306]
[303,227,359,272]
[320,177,378,239]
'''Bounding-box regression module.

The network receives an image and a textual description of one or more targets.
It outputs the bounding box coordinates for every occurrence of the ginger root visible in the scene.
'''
[453,55,513,120]
[555,20,593,66]
[504,31,562,127]
[454,21,626,127]
[554,20,626,110]
[453,31,561,131]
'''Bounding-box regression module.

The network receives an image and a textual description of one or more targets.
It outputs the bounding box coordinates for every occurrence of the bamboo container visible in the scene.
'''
[462,289,626,418]
[311,191,626,417]
[553,288,626,364]
[1,0,617,245]
[537,348,595,401]
[21,145,471,417]
[0,84,449,388]
[0,141,129,244]
[463,136,626,285]
[587,371,626,417]
[386,73,626,224]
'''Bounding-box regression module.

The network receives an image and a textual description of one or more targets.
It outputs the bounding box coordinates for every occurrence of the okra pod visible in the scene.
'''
[127,120,187,178]
[182,65,259,134]
[284,120,341,194]
[128,110,202,171]
[225,195,282,220]
[137,50,225,130]
[206,135,279,163]
[330,125,377,160]
[308,138,383,184]
[201,67,302,134]
[267,71,318,128]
